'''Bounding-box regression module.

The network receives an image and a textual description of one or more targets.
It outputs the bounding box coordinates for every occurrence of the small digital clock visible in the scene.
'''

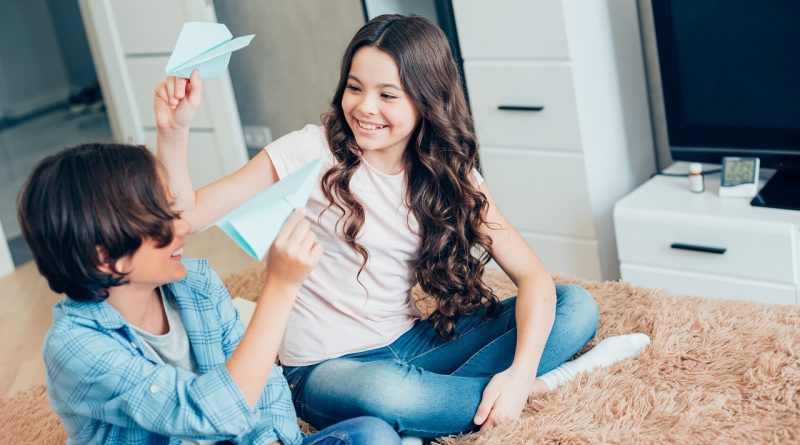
[719,157,759,198]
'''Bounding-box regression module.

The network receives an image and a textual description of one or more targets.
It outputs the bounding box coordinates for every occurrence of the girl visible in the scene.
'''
[155,14,648,439]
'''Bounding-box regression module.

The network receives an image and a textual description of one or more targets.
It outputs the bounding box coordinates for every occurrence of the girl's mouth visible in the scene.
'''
[356,118,388,131]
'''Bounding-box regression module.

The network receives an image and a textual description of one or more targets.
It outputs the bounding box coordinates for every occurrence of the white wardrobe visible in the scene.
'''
[452,0,655,280]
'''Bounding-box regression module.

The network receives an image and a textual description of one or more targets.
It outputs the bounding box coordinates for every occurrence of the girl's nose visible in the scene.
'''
[357,92,379,115]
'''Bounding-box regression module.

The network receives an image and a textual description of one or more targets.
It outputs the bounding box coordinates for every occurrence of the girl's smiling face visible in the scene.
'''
[341,46,420,163]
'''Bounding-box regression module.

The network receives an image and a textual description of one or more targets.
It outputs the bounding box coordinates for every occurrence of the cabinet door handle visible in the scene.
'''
[497,105,544,112]
[670,243,727,255]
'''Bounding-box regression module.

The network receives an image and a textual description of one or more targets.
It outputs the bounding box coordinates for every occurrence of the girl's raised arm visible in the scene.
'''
[154,71,279,233]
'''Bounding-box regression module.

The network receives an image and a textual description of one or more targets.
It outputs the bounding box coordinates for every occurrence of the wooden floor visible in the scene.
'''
[0,228,257,397]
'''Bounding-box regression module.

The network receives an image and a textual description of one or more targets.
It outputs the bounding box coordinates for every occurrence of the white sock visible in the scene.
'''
[400,435,423,445]
[538,333,650,391]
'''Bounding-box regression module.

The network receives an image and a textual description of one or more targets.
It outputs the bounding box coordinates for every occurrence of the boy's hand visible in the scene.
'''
[265,210,324,291]
[154,70,203,131]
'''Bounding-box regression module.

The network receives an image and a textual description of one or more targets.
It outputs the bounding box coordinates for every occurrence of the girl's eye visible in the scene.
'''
[381,93,398,100]
[346,84,361,92]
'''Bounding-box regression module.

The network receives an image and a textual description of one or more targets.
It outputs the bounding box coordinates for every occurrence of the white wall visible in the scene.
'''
[46,0,97,93]
[0,0,71,119]
[363,0,439,21]
[214,1,365,139]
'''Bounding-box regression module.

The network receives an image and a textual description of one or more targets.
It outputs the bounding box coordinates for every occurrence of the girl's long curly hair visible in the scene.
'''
[321,14,499,339]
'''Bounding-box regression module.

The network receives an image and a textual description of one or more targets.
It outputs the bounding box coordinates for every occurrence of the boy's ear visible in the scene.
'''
[95,246,128,275]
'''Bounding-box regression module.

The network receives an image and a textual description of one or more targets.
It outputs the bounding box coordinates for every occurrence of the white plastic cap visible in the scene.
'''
[689,162,703,174]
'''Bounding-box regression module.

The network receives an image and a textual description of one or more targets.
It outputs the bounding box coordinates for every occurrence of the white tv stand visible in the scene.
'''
[614,162,799,305]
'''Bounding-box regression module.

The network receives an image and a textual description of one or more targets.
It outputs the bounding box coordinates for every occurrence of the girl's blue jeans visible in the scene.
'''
[303,416,401,445]
[285,284,599,438]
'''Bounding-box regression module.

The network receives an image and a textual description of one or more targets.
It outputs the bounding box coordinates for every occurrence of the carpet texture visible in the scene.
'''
[0,384,67,444]
[2,267,798,444]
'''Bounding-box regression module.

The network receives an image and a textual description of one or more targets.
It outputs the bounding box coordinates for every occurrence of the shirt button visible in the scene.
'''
[289,384,295,390]
[130,341,137,349]
[149,384,159,394]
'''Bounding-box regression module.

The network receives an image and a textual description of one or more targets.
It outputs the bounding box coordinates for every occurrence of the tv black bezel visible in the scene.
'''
[651,0,800,170]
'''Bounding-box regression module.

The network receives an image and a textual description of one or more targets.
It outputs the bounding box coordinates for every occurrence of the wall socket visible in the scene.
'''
[242,125,273,149]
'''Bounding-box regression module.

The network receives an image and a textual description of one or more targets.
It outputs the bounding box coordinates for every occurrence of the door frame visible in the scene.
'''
[0,220,13,277]
[77,0,248,174]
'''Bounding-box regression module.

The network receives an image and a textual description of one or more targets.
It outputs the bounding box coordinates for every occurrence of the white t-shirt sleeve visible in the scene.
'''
[472,167,485,186]
[265,124,328,180]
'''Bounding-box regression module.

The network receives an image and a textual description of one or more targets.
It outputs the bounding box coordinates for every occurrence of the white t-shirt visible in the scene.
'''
[266,124,484,366]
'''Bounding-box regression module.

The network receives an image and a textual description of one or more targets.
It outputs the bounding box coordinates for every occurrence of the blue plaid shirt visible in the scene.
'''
[44,259,304,445]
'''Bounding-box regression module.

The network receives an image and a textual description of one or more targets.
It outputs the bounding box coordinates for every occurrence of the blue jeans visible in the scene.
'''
[303,416,401,445]
[285,284,598,438]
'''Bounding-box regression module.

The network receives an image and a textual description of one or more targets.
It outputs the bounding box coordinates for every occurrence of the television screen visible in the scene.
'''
[653,0,800,164]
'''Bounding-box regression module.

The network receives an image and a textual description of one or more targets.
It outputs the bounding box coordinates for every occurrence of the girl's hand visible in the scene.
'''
[264,210,324,291]
[154,70,203,131]
[473,368,531,431]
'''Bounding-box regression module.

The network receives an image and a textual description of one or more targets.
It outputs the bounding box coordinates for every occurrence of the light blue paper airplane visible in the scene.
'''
[165,22,254,79]
[216,159,323,260]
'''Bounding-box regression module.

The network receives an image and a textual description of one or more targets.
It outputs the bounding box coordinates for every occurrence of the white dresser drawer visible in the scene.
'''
[615,209,796,284]
[524,232,602,281]
[464,63,581,151]
[481,148,595,238]
[452,0,569,60]
[621,263,796,305]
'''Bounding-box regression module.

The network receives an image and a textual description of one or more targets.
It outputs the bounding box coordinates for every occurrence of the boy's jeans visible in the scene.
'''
[304,416,401,445]
[285,284,599,438]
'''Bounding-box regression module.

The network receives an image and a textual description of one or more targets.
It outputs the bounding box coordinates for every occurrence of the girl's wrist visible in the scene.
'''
[156,126,190,140]
[508,362,537,384]
[261,273,302,300]
[156,128,190,154]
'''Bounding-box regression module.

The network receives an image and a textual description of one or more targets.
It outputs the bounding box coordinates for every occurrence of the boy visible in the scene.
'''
[18,143,400,445]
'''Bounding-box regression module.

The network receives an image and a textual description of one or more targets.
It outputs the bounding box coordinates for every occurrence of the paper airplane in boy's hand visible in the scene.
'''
[165,22,254,79]
[217,159,323,260]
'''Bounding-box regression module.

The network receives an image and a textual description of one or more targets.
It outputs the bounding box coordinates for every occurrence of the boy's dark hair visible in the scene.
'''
[18,143,179,302]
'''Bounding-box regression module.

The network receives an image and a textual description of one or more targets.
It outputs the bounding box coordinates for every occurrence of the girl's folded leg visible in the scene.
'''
[286,284,599,439]
[450,283,600,378]
[293,358,490,439]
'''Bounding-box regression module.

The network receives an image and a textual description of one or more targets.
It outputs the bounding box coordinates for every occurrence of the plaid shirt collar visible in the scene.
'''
[53,259,211,331]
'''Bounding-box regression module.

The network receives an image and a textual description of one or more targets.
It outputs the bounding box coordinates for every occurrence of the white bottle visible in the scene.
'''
[689,163,704,193]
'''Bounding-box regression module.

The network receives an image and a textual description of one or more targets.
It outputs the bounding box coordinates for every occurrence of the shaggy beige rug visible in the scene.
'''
[2,267,799,444]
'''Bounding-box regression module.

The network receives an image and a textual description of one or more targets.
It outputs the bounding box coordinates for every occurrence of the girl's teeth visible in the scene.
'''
[358,120,385,130]
[171,248,183,257]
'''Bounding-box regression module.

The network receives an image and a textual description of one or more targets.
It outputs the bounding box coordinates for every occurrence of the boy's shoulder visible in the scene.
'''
[44,299,129,372]
[47,297,124,337]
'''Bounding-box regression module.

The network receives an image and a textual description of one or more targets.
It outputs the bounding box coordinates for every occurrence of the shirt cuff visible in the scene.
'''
[188,365,261,436]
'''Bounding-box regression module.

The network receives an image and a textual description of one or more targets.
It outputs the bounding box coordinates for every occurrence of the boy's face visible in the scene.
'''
[116,216,191,288]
